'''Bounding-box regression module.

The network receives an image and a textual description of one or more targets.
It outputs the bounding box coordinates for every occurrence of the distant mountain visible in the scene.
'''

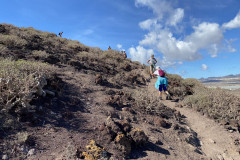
[200,74,240,83]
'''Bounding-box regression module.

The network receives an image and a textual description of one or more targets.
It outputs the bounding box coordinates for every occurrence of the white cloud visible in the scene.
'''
[128,46,154,64]
[136,0,183,27]
[117,44,122,50]
[187,23,223,49]
[139,24,222,61]
[222,12,240,29]
[226,39,237,53]
[131,0,238,68]
[159,56,176,68]
[135,0,172,21]
[139,19,159,30]
[201,64,208,71]
[167,8,184,26]
[186,22,223,58]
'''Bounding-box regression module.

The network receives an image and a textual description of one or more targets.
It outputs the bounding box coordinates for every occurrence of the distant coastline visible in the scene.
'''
[200,74,240,90]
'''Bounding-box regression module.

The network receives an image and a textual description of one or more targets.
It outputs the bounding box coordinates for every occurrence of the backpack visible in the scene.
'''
[158,69,165,77]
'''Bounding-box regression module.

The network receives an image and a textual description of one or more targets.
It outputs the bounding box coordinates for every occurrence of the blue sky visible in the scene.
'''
[1,0,240,79]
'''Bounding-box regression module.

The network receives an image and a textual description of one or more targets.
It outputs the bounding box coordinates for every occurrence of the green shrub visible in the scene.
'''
[164,74,202,100]
[183,87,240,122]
[0,58,54,112]
[89,47,102,54]
[167,74,187,99]
[20,27,56,39]
[32,50,49,59]
[183,78,201,88]
[0,34,27,48]
[0,44,8,53]
[66,40,87,49]
[16,132,29,144]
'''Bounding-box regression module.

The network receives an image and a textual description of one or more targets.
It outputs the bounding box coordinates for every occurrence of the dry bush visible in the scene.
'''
[166,74,201,99]
[0,24,89,57]
[19,27,56,39]
[76,51,89,58]
[183,78,200,86]
[183,87,240,123]
[89,47,103,54]
[0,113,20,130]
[144,65,150,75]
[0,44,8,53]
[0,34,27,48]
[32,50,49,59]
[16,132,29,145]
[83,140,108,160]
[65,40,89,51]
[99,50,140,71]
[101,50,124,61]
[0,58,55,112]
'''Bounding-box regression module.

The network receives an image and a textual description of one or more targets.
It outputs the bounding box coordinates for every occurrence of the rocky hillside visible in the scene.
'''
[0,23,239,160]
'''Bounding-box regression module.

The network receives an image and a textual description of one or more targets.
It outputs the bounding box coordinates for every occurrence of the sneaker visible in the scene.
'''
[159,96,163,100]
[166,94,172,100]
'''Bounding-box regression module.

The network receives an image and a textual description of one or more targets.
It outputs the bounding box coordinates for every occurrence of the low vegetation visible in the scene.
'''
[166,74,202,100]
[0,58,55,132]
[0,58,54,111]
[166,72,240,127]
[183,86,240,125]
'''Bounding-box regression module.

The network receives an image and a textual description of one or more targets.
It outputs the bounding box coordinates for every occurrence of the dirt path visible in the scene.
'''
[147,79,240,160]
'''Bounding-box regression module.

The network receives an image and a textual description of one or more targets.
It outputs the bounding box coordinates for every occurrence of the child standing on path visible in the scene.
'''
[147,54,157,79]
[154,66,171,100]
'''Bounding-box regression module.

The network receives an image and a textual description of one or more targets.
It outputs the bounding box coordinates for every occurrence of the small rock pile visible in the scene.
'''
[96,117,148,158]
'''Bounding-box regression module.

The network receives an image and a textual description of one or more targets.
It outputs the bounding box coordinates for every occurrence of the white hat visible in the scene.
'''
[155,66,160,70]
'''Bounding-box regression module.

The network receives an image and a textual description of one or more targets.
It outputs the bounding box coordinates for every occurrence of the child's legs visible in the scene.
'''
[158,91,163,96]
[162,84,169,94]
[159,85,163,96]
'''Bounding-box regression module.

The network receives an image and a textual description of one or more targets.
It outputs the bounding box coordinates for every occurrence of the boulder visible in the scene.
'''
[185,134,201,147]
[95,74,103,84]
[115,134,132,156]
[153,117,170,128]
[105,117,121,134]
[119,120,132,133]
[174,111,182,121]
[129,128,148,147]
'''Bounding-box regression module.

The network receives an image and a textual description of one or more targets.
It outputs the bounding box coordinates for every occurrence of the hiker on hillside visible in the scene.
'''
[154,66,171,100]
[58,32,63,37]
[123,51,127,58]
[147,54,157,79]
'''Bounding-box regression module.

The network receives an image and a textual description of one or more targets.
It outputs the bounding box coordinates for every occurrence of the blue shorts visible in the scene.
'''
[159,84,167,92]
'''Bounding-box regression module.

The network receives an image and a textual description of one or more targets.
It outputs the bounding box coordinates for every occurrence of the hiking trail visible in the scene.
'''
[147,78,240,160]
